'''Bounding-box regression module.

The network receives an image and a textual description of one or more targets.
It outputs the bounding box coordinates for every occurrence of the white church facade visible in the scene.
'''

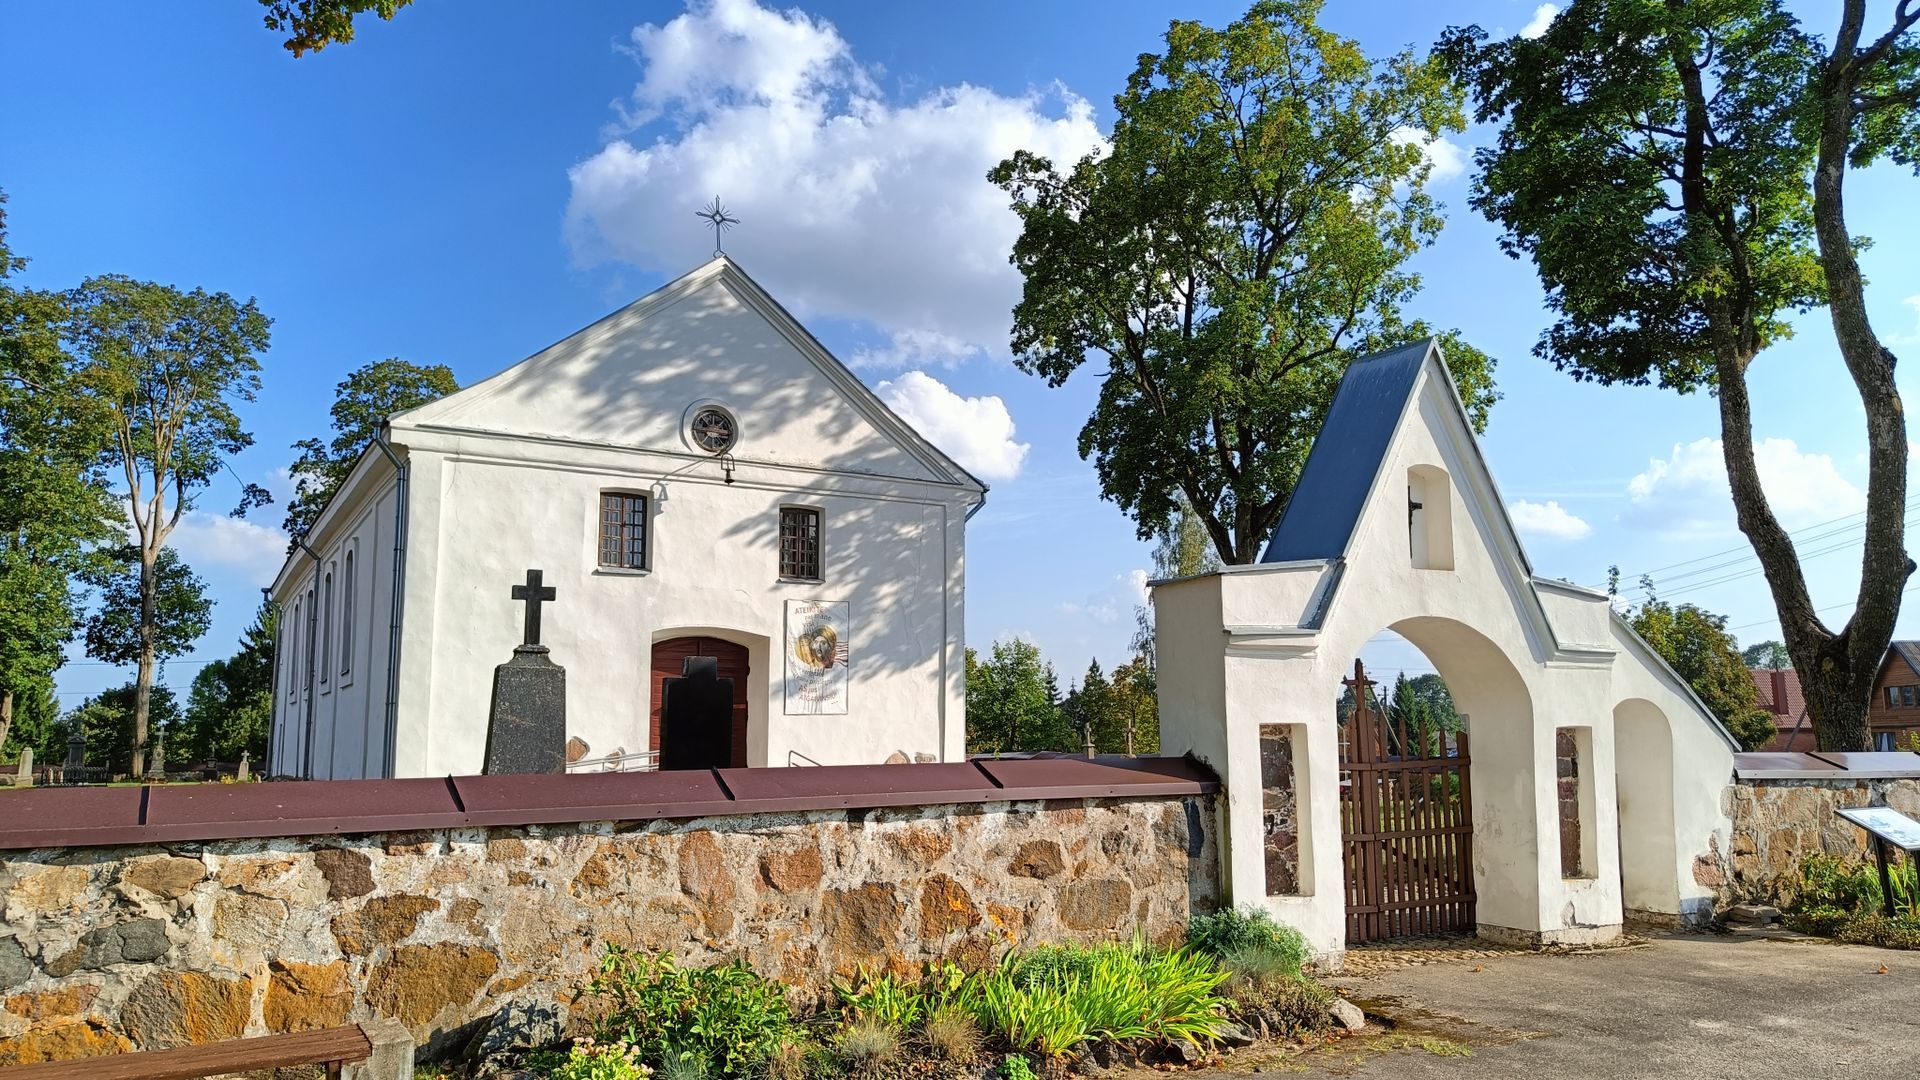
[266,257,984,780]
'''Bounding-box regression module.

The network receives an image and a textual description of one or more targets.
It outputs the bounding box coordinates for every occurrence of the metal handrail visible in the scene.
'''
[787,750,822,767]
[565,749,659,773]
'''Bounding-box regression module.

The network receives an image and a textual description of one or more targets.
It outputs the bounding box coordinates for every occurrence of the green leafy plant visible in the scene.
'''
[999,1054,1038,1080]
[954,941,1229,1056]
[1186,906,1309,976]
[834,967,927,1028]
[586,946,795,1077]
[1835,912,1920,950]
[548,1038,653,1080]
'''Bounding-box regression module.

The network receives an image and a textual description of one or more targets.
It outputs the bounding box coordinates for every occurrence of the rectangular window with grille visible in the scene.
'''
[779,507,822,580]
[599,493,648,570]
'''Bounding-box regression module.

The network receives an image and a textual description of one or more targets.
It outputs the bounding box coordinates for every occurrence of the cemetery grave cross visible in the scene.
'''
[511,569,557,649]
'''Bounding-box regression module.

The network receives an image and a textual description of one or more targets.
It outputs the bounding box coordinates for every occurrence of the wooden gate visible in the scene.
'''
[1338,660,1475,943]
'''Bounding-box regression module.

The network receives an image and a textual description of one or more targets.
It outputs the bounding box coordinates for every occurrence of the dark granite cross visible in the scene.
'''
[511,569,557,647]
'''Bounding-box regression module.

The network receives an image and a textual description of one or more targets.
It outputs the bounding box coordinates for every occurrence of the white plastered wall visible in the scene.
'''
[1155,359,1736,959]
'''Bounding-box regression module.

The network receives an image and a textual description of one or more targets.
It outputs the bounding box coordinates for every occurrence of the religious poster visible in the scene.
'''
[784,600,850,715]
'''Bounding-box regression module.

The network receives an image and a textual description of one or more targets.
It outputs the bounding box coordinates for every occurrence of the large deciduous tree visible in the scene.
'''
[261,0,413,56]
[993,0,1497,565]
[965,639,1071,754]
[1438,0,1920,751]
[84,546,213,679]
[0,192,118,753]
[283,357,456,538]
[65,276,271,777]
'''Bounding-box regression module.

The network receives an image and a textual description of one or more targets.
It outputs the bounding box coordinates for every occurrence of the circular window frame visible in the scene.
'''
[682,399,740,456]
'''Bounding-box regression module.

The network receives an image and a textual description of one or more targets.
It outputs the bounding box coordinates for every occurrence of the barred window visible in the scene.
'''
[779,507,822,580]
[599,493,649,569]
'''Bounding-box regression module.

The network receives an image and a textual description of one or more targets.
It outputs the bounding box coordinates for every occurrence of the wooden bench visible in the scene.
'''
[0,1024,373,1079]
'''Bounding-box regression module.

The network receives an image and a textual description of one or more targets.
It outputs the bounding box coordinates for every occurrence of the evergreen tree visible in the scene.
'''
[181,602,277,762]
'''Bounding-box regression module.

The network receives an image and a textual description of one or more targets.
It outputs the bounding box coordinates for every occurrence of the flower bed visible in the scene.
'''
[503,907,1340,1078]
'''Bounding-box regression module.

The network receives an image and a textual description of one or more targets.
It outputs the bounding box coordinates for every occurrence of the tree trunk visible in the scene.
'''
[1715,360,1879,751]
[0,689,12,756]
[1792,0,1915,752]
[132,547,157,778]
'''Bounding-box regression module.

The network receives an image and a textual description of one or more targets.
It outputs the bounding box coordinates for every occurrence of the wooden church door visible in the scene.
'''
[650,636,750,768]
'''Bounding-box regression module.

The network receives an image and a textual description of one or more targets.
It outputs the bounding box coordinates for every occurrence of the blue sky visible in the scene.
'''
[4,0,1917,708]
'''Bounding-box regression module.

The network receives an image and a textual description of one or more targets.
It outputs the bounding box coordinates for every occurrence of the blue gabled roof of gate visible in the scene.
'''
[1260,339,1434,564]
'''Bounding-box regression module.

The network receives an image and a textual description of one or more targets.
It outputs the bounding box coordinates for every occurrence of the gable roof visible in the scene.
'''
[1889,642,1920,680]
[395,256,986,493]
[1260,341,1430,563]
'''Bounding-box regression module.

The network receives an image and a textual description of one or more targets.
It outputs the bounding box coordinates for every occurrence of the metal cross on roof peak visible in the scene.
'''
[696,196,740,258]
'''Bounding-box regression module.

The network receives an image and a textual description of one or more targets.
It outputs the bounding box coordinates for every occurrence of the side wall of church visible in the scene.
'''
[268,469,402,781]
[390,438,968,777]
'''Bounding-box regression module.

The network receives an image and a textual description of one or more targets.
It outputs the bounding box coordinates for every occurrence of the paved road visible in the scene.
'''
[1272,932,1920,1079]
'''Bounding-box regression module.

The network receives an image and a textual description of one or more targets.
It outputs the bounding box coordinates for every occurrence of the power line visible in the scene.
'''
[1612,501,1893,585]
[1618,506,1908,596]
[1726,582,1920,635]
[1630,516,1918,604]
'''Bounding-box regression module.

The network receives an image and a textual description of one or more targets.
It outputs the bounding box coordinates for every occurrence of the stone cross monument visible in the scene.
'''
[483,569,568,775]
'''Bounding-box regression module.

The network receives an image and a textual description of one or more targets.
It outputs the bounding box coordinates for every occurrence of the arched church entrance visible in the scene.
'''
[1338,618,1536,943]
[650,636,749,769]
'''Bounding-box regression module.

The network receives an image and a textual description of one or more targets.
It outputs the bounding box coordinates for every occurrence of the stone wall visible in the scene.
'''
[1700,777,1920,904]
[0,794,1217,1064]
[1256,726,1298,895]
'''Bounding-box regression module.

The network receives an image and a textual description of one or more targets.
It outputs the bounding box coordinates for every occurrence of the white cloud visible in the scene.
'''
[1624,437,1865,539]
[1058,570,1151,625]
[850,328,982,371]
[1521,4,1560,39]
[1887,293,1920,346]
[875,370,1029,482]
[1508,499,1591,541]
[566,0,1104,364]
[1390,126,1466,183]
[166,511,289,587]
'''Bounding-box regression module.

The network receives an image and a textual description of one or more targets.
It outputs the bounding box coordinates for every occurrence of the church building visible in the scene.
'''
[265,257,985,779]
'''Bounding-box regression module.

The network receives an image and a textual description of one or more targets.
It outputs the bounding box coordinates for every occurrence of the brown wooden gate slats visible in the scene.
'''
[1339,660,1476,943]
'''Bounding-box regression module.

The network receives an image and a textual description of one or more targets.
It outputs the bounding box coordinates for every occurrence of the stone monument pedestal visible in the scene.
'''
[484,644,567,774]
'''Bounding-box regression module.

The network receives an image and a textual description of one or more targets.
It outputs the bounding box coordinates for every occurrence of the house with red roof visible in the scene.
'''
[1752,640,1920,751]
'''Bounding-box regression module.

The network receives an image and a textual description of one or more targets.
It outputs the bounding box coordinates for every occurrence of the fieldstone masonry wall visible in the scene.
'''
[1700,777,1920,904]
[0,795,1217,1065]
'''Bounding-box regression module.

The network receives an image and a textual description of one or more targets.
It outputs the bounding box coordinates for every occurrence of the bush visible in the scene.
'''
[1834,913,1920,949]
[586,946,796,1077]
[1186,906,1309,976]
[1790,854,1885,916]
